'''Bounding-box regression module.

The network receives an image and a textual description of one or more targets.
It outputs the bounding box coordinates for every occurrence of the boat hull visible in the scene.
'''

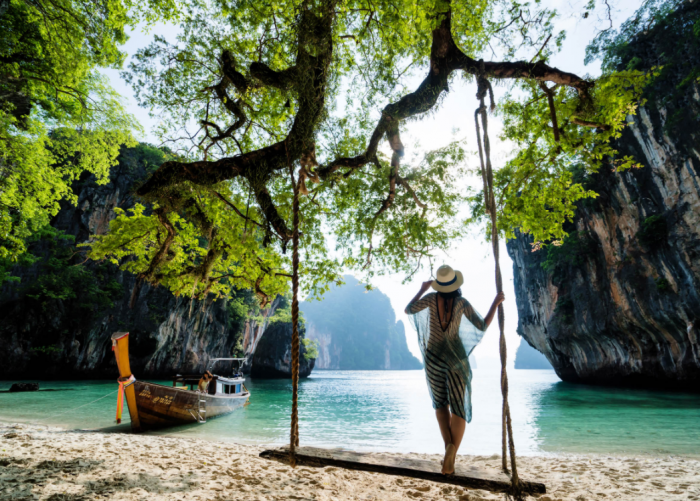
[133,381,248,429]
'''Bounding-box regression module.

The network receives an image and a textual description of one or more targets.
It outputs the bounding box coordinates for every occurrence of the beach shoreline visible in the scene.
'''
[1,422,699,501]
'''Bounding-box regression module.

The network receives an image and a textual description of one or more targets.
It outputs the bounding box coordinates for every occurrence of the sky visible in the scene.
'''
[103,0,644,368]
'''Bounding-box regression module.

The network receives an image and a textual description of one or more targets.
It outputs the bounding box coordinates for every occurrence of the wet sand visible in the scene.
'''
[1,422,699,500]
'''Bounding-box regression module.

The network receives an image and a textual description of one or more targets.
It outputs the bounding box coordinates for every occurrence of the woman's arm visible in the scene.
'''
[483,292,506,328]
[405,280,434,314]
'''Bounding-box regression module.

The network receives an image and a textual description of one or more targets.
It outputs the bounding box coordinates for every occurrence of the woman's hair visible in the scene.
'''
[437,288,462,299]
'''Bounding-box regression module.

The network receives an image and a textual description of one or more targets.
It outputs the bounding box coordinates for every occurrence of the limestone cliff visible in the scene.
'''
[514,339,553,370]
[251,322,315,378]
[0,145,283,379]
[301,275,422,370]
[507,3,700,388]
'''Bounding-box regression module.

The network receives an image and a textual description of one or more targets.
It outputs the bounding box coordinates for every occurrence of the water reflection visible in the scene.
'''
[160,369,557,455]
[173,371,444,453]
[532,380,700,456]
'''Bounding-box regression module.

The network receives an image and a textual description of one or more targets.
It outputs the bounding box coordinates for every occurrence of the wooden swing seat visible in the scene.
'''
[277,84,534,496]
[260,446,546,495]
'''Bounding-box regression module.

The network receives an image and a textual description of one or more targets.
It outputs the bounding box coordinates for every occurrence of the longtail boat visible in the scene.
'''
[112,331,250,431]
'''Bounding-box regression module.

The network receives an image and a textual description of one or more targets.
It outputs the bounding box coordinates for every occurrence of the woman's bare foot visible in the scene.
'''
[442,444,456,474]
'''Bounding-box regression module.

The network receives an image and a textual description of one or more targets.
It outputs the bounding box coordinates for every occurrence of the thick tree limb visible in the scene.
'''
[317,8,593,180]
[250,61,299,90]
[255,184,294,241]
[454,56,593,93]
[220,50,250,92]
[139,10,332,175]
[136,156,245,194]
[138,1,596,246]
[254,275,270,307]
[571,117,611,130]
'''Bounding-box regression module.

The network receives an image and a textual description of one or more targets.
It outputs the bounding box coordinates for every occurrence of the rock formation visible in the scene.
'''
[0,145,296,379]
[8,383,39,392]
[250,322,315,378]
[514,340,553,370]
[301,275,422,370]
[507,2,700,388]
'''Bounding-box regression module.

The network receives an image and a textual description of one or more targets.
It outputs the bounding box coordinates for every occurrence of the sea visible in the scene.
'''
[1,369,699,457]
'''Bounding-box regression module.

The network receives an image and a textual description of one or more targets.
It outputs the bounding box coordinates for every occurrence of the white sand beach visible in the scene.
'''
[1,422,699,501]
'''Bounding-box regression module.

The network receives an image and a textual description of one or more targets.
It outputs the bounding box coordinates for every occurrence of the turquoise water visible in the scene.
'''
[1,369,699,457]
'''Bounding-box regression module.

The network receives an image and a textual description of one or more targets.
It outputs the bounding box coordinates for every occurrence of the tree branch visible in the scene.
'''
[211,190,266,231]
[250,62,299,90]
[137,1,596,253]
[318,8,593,180]
[255,183,294,241]
[220,50,251,92]
[538,82,560,142]
[397,176,427,209]
[129,208,176,307]
[374,121,403,217]
[571,117,611,131]
[530,33,552,63]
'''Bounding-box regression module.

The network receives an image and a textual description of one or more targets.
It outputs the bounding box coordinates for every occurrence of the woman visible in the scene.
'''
[405,264,505,475]
[198,372,211,393]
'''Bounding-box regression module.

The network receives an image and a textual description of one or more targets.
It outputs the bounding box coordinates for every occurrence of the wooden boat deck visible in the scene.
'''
[111,331,248,431]
[133,381,248,429]
[260,446,546,495]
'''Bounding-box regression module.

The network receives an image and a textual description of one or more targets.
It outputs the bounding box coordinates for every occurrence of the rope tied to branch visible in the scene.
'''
[474,69,523,500]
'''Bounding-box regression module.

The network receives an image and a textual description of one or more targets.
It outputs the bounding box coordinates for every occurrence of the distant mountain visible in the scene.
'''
[301,276,422,370]
[514,339,553,370]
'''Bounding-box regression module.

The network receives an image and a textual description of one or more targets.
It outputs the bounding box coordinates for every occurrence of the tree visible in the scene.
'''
[0,0,178,272]
[87,0,651,303]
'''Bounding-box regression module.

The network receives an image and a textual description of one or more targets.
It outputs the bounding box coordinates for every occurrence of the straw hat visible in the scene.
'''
[431,265,464,293]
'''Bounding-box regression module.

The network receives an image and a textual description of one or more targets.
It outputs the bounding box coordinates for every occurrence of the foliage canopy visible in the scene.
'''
[85,0,656,304]
[0,0,179,271]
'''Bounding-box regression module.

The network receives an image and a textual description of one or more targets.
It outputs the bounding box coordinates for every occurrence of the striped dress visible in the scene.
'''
[405,293,487,422]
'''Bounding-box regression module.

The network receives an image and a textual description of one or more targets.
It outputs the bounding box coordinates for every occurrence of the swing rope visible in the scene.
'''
[474,68,522,499]
[282,77,522,496]
[288,147,301,468]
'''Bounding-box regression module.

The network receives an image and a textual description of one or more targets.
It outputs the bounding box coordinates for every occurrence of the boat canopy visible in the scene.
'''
[207,357,246,372]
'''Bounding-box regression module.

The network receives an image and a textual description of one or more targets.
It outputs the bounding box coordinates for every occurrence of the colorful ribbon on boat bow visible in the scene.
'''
[116,374,135,424]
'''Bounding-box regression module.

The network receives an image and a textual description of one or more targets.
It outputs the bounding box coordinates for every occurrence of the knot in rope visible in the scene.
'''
[476,73,489,103]
[476,70,495,113]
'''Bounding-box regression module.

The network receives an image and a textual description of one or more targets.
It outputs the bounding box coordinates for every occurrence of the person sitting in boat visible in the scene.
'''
[198,372,211,393]
[405,265,504,475]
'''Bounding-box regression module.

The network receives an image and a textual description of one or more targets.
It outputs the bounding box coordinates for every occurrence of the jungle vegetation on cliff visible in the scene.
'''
[0,0,179,278]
